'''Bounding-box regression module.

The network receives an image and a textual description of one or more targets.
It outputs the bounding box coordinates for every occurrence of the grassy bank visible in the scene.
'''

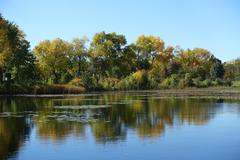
[0,84,85,95]
[1,86,240,100]
[121,87,240,99]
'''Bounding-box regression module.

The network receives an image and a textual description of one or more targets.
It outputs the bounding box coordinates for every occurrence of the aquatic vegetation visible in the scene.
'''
[53,105,110,109]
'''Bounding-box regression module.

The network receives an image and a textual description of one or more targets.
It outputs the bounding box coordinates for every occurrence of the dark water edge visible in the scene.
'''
[2,87,240,99]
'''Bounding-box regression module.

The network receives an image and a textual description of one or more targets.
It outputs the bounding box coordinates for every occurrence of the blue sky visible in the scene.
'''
[0,0,239,61]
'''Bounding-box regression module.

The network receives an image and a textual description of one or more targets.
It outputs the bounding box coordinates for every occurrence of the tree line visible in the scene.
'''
[1,15,240,93]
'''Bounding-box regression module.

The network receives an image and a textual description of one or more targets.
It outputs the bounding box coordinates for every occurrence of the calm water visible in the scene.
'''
[1,92,240,160]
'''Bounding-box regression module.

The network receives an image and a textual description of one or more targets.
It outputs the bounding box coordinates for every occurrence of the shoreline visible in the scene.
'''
[1,87,240,99]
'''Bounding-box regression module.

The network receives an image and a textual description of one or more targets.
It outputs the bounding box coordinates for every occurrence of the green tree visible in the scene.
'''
[33,39,71,84]
[177,48,214,79]
[69,37,89,77]
[210,58,224,79]
[0,14,36,85]
[133,35,165,70]
[150,46,175,80]
[224,58,240,80]
[89,32,127,78]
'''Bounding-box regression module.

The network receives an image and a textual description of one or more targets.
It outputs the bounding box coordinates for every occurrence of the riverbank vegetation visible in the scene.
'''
[1,15,240,94]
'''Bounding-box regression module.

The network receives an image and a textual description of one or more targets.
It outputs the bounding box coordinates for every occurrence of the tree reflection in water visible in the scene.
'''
[0,94,235,159]
[0,117,31,160]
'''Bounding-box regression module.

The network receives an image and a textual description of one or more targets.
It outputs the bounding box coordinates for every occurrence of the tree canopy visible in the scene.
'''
[1,15,239,93]
[0,14,36,86]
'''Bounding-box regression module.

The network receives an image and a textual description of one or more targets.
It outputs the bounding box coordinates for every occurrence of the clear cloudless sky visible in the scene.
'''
[0,0,239,61]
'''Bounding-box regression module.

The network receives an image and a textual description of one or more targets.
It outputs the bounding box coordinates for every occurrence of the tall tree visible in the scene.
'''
[133,35,165,70]
[89,32,127,78]
[0,14,36,85]
[176,48,214,79]
[33,39,70,83]
[69,37,88,77]
[224,58,240,80]
[209,57,224,79]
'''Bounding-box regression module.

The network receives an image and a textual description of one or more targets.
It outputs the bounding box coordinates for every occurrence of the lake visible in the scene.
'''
[1,92,240,160]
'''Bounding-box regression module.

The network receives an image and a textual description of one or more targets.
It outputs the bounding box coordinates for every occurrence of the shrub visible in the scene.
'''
[193,78,211,88]
[232,81,240,87]
[117,70,148,90]
[99,77,120,90]
[81,73,101,91]
[147,75,159,89]
[0,83,31,94]
[33,84,85,94]
[184,73,193,87]
[178,79,185,89]
[211,78,223,86]
[193,78,202,88]
[117,75,136,90]
[60,72,73,84]
[211,78,232,87]
[178,73,193,88]
[68,78,84,87]
[132,70,147,87]
[116,79,127,90]
[202,79,211,87]
[224,80,232,86]
[160,74,178,89]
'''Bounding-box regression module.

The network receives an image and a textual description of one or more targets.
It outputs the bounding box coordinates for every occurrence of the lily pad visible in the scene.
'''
[54,105,110,109]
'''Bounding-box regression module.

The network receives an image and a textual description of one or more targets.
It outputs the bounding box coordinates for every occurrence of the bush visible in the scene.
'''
[184,73,194,87]
[159,74,178,89]
[68,78,84,87]
[193,78,201,88]
[0,82,85,94]
[178,73,193,88]
[99,77,120,90]
[224,80,232,86]
[81,73,101,91]
[117,76,135,90]
[116,79,127,90]
[60,72,73,84]
[211,78,223,86]
[178,79,185,89]
[232,81,240,87]
[202,79,211,87]
[147,75,159,89]
[193,78,211,88]
[0,83,31,94]
[117,70,148,90]
[132,70,148,88]
[33,84,85,94]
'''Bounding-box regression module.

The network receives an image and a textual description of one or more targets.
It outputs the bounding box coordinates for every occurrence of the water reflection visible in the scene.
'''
[36,118,85,142]
[0,94,239,159]
[0,117,31,160]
